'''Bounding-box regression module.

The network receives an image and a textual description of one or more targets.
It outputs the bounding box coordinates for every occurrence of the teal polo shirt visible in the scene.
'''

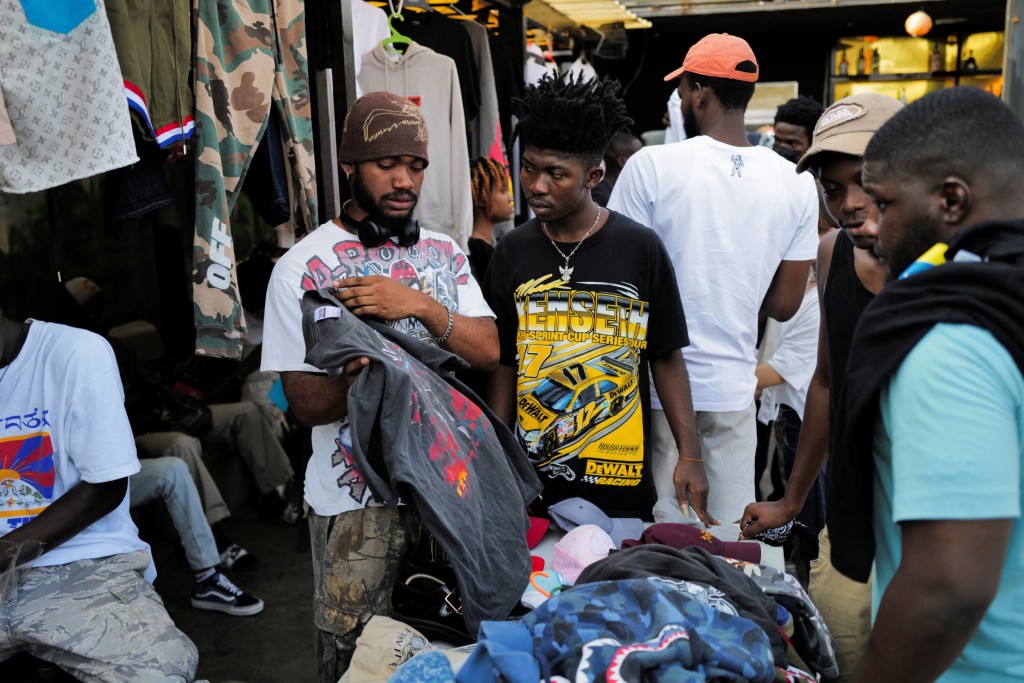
[873,323,1024,682]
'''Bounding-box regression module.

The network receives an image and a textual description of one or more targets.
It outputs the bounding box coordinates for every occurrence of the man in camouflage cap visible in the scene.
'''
[261,91,498,681]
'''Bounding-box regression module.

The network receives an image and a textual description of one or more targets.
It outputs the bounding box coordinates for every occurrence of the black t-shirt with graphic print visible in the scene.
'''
[484,211,688,519]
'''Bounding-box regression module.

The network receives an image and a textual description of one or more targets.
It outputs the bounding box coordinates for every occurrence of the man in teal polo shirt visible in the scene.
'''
[832,87,1024,682]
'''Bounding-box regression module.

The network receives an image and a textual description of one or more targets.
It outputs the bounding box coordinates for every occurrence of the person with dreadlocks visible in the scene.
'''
[484,73,715,527]
[468,156,514,281]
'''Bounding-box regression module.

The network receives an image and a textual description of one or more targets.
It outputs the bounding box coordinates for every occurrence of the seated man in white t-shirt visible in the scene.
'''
[609,34,819,524]
[261,91,499,682]
[0,310,199,681]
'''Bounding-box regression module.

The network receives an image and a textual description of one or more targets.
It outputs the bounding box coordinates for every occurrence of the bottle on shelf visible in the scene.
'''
[962,50,978,73]
[929,44,943,73]
[872,48,881,74]
[856,48,865,76]
[838,50,849,76]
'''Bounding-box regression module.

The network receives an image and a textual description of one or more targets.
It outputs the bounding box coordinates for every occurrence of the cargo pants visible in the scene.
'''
[192,0,317,359]
[0,549,198,681]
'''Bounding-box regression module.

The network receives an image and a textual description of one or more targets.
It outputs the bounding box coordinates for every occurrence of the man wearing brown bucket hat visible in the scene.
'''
[740,92,903,681]
[261,91,499,681]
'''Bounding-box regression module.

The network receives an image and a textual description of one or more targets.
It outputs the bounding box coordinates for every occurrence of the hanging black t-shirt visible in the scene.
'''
[487,32,524,150]
[484,211,688,519]
[402,12,480,126]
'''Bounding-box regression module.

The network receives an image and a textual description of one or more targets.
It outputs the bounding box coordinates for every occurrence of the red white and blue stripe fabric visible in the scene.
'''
[124,80,194,148]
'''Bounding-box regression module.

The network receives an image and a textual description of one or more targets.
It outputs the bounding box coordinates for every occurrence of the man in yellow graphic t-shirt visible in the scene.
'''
[485,74,716,526]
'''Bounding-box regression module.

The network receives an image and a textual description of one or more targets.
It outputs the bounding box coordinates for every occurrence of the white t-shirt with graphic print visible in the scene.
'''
[261,220,494,516]
[0,321,149,570]
[609,135,819,412]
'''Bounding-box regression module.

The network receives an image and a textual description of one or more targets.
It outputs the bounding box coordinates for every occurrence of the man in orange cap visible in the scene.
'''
[609,34,819,527]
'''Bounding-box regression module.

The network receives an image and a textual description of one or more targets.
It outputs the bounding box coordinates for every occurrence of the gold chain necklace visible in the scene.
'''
[540,206,602,282]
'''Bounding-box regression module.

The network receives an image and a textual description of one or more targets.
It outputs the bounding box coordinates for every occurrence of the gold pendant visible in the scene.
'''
[559,265,573,281]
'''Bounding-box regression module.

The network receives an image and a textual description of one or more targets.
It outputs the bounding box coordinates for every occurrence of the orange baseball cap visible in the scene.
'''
[663,33,759,83]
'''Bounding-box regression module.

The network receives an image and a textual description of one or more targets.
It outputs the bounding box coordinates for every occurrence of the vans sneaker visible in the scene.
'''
[191,571,264,616]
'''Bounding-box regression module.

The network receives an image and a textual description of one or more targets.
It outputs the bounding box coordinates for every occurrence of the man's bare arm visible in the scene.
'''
[487,364,518,427]
[281,360,367,427]
[651,351,717,527]
[333,276,499,371]
[850,519,1010,683]
[1,478,128,568]
[741,235,837,537]
[761,259,813,322]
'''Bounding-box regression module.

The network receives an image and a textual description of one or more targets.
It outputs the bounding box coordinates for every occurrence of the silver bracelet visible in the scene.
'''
[433,305,454,344]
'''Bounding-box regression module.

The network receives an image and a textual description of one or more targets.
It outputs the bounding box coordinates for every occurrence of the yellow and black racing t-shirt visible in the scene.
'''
[485,211,688,518]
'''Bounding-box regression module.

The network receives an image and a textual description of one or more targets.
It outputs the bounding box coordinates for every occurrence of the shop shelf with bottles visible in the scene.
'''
[828,31,1004,105]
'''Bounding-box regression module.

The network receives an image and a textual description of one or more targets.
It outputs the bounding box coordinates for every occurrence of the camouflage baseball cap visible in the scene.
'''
[339,91,429,165]
[796,93,903,173]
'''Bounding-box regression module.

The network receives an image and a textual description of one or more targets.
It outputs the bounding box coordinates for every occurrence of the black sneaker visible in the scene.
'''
[191,572,264,616]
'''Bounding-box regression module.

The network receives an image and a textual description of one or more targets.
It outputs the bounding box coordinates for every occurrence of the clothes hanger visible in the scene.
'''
[381,0,412,52]
[402,0,434,13]
[440,1,473,21]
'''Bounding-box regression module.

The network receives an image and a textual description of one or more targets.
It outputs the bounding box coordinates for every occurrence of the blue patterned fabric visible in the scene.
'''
[462,577,774,682]
[388,650,457,683]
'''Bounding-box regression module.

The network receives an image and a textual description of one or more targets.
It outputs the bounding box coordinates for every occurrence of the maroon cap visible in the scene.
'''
[621,523,761,563]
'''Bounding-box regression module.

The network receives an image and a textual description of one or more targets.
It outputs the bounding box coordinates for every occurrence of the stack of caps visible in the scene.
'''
[548,498,645,583]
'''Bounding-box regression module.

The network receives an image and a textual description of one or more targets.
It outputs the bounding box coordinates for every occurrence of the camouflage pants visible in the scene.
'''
[0,550,198,682]
[192,0,317,359]
[308,506,420,683]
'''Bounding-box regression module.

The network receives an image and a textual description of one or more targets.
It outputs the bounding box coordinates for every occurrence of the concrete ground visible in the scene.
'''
[150,505,316,683]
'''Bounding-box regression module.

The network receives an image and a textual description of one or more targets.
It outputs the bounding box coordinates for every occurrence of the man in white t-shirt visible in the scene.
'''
[0,310,199,680]
[609,34,819,524]
[261,91,498,682]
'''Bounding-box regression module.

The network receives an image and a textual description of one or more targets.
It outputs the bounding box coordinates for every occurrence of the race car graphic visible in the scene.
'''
[517,350,639,467]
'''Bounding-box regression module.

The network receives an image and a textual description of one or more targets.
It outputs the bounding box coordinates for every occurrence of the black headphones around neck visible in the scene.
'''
[340,205,420,248]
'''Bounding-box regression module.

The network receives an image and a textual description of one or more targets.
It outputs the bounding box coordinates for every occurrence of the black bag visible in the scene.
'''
[124,379,213,438]
[391,534,474,645]
[111,337,214,438]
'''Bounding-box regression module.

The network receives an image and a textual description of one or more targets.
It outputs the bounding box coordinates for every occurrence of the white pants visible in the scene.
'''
[651,403,757,524]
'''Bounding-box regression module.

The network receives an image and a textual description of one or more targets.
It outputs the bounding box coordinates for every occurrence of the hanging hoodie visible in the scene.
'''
[399,11,480,127]
[359,43,473,250]
[301,288,542,635]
